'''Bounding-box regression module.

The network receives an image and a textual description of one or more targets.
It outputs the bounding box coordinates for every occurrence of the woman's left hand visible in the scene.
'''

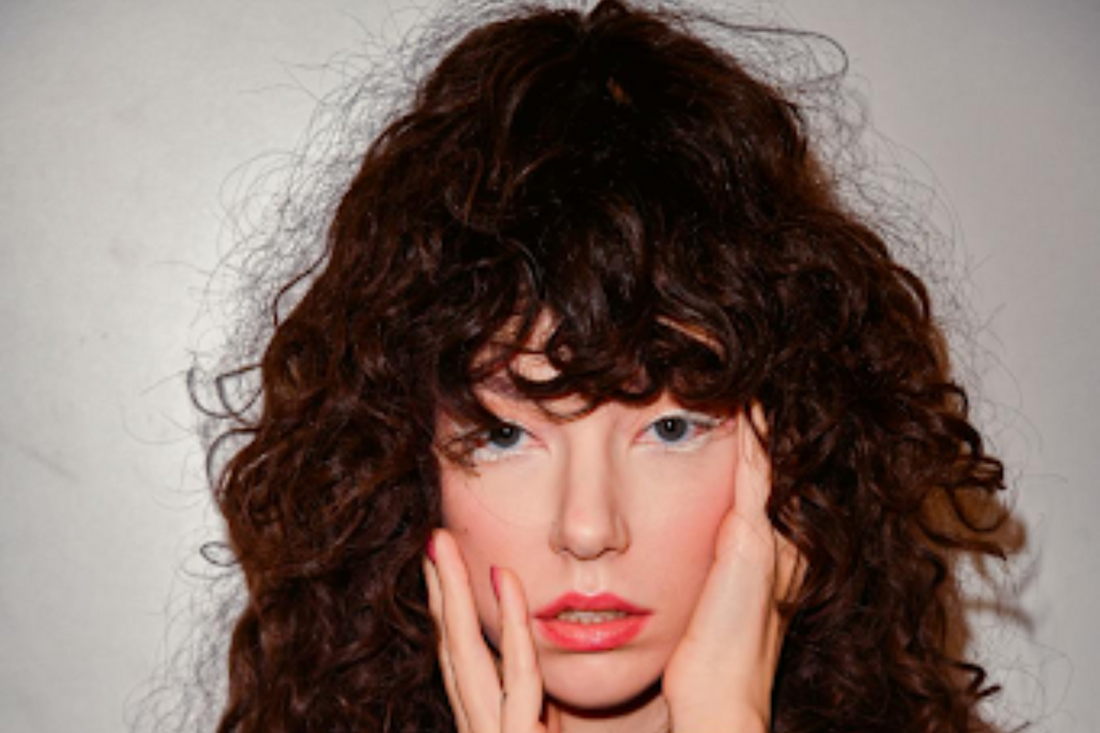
[661,408,803,733]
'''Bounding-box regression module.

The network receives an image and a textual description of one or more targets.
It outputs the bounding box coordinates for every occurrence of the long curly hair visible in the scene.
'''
[209,2,1009,732]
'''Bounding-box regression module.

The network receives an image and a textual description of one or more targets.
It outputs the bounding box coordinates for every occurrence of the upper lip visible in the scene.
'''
[534,592,651,620]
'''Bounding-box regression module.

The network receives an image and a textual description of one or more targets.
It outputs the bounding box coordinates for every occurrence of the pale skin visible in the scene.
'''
[423,362,801,733]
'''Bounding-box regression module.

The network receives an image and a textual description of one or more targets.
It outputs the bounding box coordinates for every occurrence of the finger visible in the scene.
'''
[736,405,772,528]
[720,411,777,572]
[662,408,794,732]
[732,407,801,600]
[689,514,775,640]
[686,413,783,640]
[424,552,471,733]
[665,509,781,732]
[433,529,504,733]
[495,567,545,733]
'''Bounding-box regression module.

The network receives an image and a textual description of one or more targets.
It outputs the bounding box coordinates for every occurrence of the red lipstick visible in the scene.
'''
[534,592,652,652]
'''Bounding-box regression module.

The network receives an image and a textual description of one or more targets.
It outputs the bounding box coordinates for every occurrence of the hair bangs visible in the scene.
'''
[430,192,757,437]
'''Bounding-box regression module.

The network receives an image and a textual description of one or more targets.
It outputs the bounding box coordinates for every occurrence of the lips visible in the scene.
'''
[534,592,652,652]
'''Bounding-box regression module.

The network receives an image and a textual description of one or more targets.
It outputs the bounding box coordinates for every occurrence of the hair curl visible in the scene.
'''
[209,2,1009,732]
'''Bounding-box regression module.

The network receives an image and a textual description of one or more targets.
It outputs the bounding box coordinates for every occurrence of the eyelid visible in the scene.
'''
[468,420,535,464]
[639,410,725,449]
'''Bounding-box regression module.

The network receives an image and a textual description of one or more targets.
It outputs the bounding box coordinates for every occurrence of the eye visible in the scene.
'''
[653,416,690,442]
[486,423,524,449]
[470,421,530,463]
[642,412,722,448]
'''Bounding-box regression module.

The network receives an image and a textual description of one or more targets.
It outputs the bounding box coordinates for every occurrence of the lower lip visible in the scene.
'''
[536,614,651,652]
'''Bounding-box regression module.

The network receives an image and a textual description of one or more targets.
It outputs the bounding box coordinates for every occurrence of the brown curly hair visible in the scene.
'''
[209,2,1009,732]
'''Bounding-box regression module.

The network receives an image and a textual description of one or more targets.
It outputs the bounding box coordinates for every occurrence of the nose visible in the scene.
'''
[549,446,630,560]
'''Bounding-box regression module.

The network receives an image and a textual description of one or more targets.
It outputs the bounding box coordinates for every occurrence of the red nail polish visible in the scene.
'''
[426,535,437,563]
[490,566,501,599]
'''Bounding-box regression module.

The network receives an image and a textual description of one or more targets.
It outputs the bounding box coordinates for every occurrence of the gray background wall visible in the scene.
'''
[1,1,1097,732]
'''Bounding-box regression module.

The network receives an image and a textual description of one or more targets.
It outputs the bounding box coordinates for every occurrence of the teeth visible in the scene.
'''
[556,610,627,624]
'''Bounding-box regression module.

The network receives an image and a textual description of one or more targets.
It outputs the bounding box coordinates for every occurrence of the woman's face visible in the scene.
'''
[438,355,742,711]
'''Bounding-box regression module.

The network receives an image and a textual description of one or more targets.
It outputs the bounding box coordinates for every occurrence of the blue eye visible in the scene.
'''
[486,423,524,449]
[470,421,529,463]
[644,412,721,447]
[653,417,690,443]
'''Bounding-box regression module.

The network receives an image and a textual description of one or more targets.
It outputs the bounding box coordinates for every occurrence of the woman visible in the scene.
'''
[208,1,1008,732]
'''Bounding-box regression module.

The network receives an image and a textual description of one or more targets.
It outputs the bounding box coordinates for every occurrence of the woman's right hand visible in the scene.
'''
[423,530,549,733]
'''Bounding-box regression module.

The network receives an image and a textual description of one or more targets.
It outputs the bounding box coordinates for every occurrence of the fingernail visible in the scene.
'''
[426,534,437,563]
[490,566,501,600]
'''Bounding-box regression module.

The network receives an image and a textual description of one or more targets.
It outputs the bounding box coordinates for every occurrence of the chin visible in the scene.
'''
[539,649,664,712]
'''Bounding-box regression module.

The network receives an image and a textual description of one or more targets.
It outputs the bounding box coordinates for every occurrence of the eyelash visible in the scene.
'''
[464,411,723,464]
[640,412,723,449]
[469,422,531,463]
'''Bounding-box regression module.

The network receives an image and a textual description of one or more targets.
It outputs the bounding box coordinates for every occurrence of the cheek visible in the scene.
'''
[635,451,737,528]
[631,454,738,598]
[440,469,518,641]
[643,501,727,591]
[441,468,524,549]
[441,470,501,561]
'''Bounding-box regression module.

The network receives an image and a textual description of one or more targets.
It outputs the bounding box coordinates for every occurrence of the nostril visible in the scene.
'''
[549,512,630,560]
